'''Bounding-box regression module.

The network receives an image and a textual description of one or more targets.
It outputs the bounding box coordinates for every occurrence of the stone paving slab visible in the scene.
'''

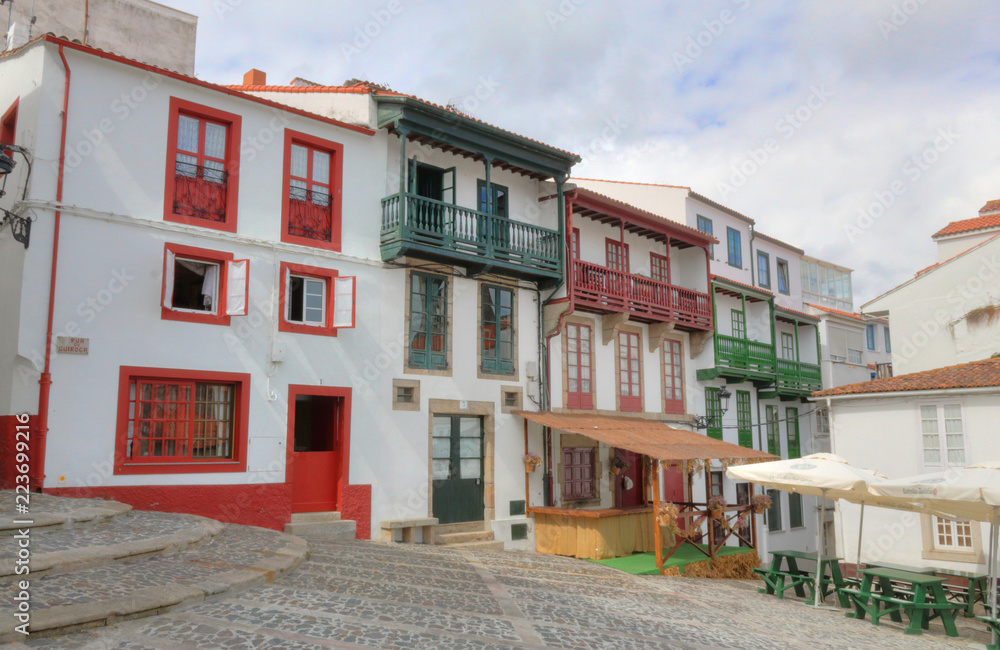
[0,523,307,643]
[1,492,132,536]
[0,512,224,582]
[9,538,981,649]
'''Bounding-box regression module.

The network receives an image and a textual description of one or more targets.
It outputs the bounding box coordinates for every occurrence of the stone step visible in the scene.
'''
[0,522,307,643]
[446,540,506,551]
[289,511,341,523]
[0,510,224,584]
[284,518,356,539]
[435,530,496,545]
[433,521,486,536]
[0,491,132,536]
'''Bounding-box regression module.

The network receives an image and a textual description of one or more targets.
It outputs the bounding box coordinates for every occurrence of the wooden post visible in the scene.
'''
[750,482,758,550]
[653,459,663,575]
[705,466,714,559]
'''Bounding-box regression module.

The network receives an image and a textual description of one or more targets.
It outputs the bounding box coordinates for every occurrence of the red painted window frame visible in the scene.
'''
[161,243,239,327]
[114,366,250,475]
[605,238,629,273]
[1,98,18,154]
[286,384,352,495]
[163,97,242,233]
[650,251,670,284]
[281,129,344,251]
[663,338,684,414]
[618,330,642,412]
[562,447,596,501]
[278,261,340,337]
[566,322,593,409]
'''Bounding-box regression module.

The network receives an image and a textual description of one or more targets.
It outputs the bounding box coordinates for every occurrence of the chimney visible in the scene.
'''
[243,69,266,86]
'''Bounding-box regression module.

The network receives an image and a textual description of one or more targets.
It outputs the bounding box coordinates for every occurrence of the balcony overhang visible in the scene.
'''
[712,277,773,304]
[376,97,580,181]
[775,306,820,325]
[565,188,715,250]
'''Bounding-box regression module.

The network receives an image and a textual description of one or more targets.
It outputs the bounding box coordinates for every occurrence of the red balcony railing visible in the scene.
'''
[571,259,711,329]
[173,161,227,223]
[288,189,333,242]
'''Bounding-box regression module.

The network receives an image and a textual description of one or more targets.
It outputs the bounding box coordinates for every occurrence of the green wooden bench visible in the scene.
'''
[753,567,813,599]
[848,567,962,636]
[975,615,1000,649]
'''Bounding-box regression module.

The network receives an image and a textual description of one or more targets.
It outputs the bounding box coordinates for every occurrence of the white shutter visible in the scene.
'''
[829,327,847,358]
[333,276,355,328]
[225,259,249,316]
[163,249,175,309]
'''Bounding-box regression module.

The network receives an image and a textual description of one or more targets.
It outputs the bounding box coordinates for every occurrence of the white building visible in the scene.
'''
[0,33,578,551]
[816,358,1000,573]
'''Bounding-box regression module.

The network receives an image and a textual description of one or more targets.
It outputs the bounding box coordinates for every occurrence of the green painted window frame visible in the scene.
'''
[705,387,723,440]
[480,284,515,375]
[757,250,770,289]
[409,159,455,204]
[476,179,509,218]
[776,258,790,295]
[408,271,448,370]
[765,405,780,456]
[788,492,804,528]
[697,215,714,258]
[727,227,742,268]
[731,309,746,339]
[786,407,800,458]
[736,390,752,448]
[781,332,796,360]
[766,488,782,532]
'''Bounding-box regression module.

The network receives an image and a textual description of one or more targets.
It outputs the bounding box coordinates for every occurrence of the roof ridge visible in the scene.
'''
[814,355,1000,397]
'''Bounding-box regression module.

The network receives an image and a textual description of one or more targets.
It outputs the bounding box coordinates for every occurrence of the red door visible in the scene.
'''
[613,449,644,508]
[662,462,686,533]
[290,393,343,513]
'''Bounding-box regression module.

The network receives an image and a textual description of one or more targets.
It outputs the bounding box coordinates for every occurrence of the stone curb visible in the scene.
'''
[0,525,308,643]
[0,499,132,537]
[0,514,225,582]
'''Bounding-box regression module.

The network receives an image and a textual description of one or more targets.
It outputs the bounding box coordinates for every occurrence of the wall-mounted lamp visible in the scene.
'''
[693,386,731,430]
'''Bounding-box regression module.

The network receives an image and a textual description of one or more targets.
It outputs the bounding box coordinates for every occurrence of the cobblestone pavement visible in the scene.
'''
[12,539,981,649]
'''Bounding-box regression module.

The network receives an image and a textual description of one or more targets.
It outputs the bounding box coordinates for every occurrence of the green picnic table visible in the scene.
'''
[932,567,988,618]
[754,550,849,606]
[842,566,963,636]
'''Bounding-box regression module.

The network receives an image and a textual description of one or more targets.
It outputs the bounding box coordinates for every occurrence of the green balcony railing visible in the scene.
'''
[714,333,776,375]
[775,358,822,393]
[381,192,560,276]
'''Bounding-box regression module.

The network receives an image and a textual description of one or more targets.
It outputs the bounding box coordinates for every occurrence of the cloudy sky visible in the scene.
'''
[166,0,1000,305]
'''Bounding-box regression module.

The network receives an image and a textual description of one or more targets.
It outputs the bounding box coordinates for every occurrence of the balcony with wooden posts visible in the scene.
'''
[697,278,778,385]
[565,188,714,331]
[380,192,562,283]
[759,307,823,399]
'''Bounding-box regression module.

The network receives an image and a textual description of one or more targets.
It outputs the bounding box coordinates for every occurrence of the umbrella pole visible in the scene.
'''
[856,502,865,577]
[992,507,998,644]
[814,488,826,608]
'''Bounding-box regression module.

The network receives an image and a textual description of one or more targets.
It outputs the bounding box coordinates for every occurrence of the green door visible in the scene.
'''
[432,415,484,524]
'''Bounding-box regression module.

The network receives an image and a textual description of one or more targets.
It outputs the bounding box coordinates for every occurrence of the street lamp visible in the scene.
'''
[694,385,732,430]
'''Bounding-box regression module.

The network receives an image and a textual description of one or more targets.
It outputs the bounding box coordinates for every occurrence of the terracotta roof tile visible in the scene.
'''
[712,275,773,296]
[980,199,1000,214]
[805,303,863,321]
[933,214,1000,238]
[813,356,1000,397]
[571,177,691,190]
[775,305,820,322]
[228,81,579,159]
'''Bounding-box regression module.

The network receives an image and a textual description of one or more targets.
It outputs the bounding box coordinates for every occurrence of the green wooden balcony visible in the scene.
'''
[772,358,822,395]
[381,192,561,283]
[697,333,776,385]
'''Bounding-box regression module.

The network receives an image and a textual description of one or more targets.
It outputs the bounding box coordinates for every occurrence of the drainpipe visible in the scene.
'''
[33,44,71,491]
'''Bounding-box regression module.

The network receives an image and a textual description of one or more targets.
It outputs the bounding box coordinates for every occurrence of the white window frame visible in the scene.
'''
[285,273,327,327]
[919,401,967,471]
[932,516,974,552]
[168,256,221,315]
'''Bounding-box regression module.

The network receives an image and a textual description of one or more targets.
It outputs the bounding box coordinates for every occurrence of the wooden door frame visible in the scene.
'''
[286,384,352,509]
[427,399,495,527]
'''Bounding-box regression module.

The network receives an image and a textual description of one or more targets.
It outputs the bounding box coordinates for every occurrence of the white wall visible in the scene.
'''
[936,231,1000,263]
[865,235,1000,375]
[830,391,1000,572]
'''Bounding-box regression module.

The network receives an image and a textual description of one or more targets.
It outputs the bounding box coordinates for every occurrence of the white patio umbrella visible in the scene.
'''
[727,453,935,608]
[869,462,1000,637]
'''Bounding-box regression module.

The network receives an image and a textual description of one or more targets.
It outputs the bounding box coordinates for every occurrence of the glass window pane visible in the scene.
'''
[290,144,308,178]
[432,417,451,437]
[920,405,937,419]
[459,418,480,437]
[923,434,939,449]
[204,122,227,159]
[432,459,450,480]
[946,434,964,449]
[948,449,965,464]
[924,449,941,463]
[177,115,199,153]
[432,437,450,459]
[459,438,480,458]
[312,150,330,183]
[922,419,939,434]
[460,458,481,479]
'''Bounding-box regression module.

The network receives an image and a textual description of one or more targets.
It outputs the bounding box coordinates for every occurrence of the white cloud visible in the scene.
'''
[168,0,1000,304]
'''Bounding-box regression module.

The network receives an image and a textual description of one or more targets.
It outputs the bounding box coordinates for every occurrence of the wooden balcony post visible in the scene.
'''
[653,459,663,575]
[397,126,409,227]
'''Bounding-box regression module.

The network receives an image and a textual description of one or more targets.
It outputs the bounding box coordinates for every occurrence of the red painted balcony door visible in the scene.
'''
[618,331,642,412]
[566,323,593,409]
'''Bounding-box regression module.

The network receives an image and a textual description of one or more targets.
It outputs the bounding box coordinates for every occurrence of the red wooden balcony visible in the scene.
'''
[570,259,711,329]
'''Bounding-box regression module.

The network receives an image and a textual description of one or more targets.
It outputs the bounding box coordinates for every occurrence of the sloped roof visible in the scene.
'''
[932,214,1000,238]
[514,411,775,463]
[806,303,863,321]
[712,275,773,297]
[813,357,1000,397]
[980,199,1000,214]
[755,231,805,255]
[568,187,718,245]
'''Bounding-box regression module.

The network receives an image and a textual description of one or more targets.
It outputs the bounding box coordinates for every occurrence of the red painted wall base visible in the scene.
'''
[48,483,293,531]
[341,483,372,540]
[0,414,32,490]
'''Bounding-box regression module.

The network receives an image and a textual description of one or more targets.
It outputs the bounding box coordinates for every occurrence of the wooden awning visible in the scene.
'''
[513,411,776,464]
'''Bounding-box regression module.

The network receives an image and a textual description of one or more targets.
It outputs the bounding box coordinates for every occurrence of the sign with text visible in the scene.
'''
[56,337,89,354]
